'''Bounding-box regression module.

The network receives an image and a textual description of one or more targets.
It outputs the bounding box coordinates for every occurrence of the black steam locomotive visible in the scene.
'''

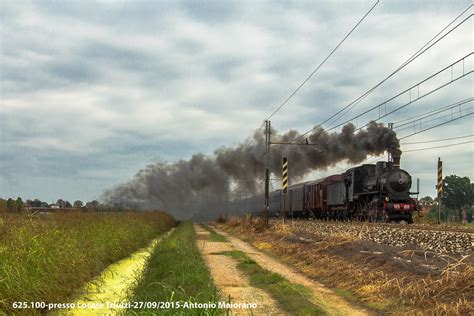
[229,155,417,223]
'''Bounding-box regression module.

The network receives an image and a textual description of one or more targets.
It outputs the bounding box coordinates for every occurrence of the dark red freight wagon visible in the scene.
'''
[305,175,344,219]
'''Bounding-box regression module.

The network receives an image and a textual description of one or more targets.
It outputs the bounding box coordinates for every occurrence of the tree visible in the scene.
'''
[419,196,434,205]
[16,197,25,213]
[73,200,83,208]
[7,198,17,213]
[32,199,42,207]
[65,201,72,208]
[86,200,100,210]
[0,199,7,213]
[442,175,473,222]
[56,199,66,208]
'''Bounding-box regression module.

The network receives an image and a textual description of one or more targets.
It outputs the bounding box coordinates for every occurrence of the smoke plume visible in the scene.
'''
[103,121,401,219]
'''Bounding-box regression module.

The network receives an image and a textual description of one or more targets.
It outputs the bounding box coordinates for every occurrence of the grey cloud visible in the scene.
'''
[180,0,240,24]
[1,0,472,205]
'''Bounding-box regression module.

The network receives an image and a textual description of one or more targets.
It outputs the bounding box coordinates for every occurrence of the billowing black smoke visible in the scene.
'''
[103,121,400,219]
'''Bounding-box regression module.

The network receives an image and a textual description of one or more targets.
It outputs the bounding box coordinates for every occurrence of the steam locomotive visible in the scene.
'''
[229,155,417,223]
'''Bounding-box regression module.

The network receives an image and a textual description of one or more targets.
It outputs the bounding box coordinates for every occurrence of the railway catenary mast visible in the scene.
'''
[263,120,271,226]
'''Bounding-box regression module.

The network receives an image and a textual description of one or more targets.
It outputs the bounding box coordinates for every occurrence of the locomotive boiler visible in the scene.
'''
[343,154,415,223]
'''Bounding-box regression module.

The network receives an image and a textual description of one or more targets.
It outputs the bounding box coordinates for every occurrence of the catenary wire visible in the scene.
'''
[241,0,380,149]
[404,140,474,152]
[401,134,473,145]
[294,7,473,142]
[392,97,474,126]
[266,0,380,120]
[395,107,473,133]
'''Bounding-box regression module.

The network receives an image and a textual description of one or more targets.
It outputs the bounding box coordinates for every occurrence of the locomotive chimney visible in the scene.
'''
[392,153,401,169]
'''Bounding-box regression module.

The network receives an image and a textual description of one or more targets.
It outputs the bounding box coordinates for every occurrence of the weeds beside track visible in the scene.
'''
[0,211,175,315]
[221,216,474,315]
[127,221,219,315]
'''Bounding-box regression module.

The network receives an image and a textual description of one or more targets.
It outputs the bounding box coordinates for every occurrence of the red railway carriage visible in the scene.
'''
[305,175,345,219]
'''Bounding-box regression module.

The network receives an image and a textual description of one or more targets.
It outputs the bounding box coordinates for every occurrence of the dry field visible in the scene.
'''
[219,216,473,315]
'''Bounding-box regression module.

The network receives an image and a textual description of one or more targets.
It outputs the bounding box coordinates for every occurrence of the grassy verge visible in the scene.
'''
[127,221,219,315]
[0,211,175,315]
[220,217,474,315]
[200,223,228,242]
[215,250,325,315]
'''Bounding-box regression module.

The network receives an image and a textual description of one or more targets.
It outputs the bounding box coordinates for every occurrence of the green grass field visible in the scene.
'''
[0,211,175,315]
[127,221,219,315]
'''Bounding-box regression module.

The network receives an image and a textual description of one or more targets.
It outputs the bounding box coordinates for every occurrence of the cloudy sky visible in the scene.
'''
[1,0,472,204]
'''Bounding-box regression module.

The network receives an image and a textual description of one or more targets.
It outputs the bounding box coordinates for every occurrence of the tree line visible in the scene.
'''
[0,197,133,213]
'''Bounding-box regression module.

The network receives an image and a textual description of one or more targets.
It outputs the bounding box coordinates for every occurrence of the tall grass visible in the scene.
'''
[0,211,175,315]
[127,221,219,315]
[221,217,474,315]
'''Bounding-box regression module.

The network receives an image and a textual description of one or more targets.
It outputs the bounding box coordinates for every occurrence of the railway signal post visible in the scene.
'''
[282,157,288,224]
[437,157,443,224]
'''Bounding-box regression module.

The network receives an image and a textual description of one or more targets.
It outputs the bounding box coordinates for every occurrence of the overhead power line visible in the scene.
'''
[404,140,474,152]
[317,54,473,148]
[242,0,380,149]
[401,134,473,145]
[322,13,473,130]
[295,6,473,142]
[399,110,473,140]
[395,105,473,133]
[242,121,266,149]
[266,0,380,120]
[392,97,474,126]
[321,52,472,142]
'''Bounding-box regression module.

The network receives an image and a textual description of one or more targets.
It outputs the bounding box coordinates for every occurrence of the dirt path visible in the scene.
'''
[194,225,284,315]
[211,226,370,316]
[58,231,172,315]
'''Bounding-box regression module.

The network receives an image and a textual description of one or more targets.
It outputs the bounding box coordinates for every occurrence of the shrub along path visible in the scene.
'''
[203,225,370,316]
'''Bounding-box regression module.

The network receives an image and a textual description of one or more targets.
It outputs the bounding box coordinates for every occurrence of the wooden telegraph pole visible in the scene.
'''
[437,157,443,225]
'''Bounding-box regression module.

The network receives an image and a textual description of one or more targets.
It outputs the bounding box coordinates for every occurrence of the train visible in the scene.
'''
[228,154,417,223]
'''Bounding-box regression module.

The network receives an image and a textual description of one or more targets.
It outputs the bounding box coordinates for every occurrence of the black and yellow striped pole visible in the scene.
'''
[282,157,288,193]
[437,157,443,224]
[282,157,288,222]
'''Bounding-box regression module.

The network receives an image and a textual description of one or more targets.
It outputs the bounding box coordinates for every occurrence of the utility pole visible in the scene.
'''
[388,123,393,163]
[437,157,443,225]
[262,121,321,226]
[264,120,271,227]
